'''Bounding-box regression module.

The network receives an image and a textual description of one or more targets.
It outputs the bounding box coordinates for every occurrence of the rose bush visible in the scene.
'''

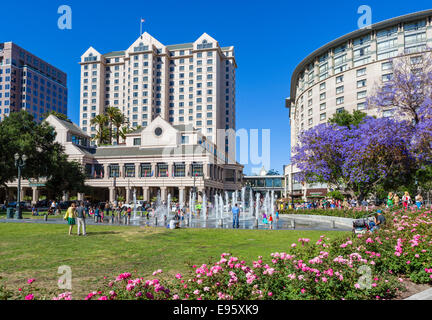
[3,209,431,300]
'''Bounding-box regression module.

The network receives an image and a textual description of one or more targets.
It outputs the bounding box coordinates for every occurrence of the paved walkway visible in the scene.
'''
[0,215,352,231]
[405,288,432,300]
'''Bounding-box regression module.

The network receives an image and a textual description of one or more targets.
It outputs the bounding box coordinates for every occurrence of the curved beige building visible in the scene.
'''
[284,9,432,200]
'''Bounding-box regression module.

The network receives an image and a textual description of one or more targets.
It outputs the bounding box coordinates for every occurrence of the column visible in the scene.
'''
[104,164,109,180]
[204,163,209,179]
[135,163,140,179]
[32,187,39,205]
[109,187,115,203]
[151,163,157,178]
[186,162,192,177]
[20,187,26,201]
[160,187,167,202]
[168,163,173,178]
[179,187,185,206]
[125,187,131,203]
[62,192,70,201]
[77,193,85,201]
[142,187,149,202]
[198,187,204,202]
[91,164,95,178]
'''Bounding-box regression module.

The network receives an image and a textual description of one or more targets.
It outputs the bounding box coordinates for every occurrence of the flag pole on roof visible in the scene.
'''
[140,17,145,36]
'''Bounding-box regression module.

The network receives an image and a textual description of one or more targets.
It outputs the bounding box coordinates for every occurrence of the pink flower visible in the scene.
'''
[354,284,361,289]
[300,288,306,294]
[25,294,34,300]
[291,243,297,248]
[175,273,182,279]
[98,296,108,300]
[146,292,154,299]
[27,278,36,284]
[193,289,200,295]
[406,261,411,264]
[173,294,180,300]
[268,292,273,297]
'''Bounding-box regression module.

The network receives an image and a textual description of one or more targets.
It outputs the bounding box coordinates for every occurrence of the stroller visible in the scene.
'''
[352,213,376,234]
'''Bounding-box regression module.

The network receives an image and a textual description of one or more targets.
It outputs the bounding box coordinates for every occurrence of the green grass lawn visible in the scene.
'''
[0,211,50,220]
[0,223,348,299]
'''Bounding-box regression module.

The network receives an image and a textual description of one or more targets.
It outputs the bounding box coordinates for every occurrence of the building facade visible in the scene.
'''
[4,115,243,205]
[0,42,68,122]
[79,32,236,157]
[284,9,432,200]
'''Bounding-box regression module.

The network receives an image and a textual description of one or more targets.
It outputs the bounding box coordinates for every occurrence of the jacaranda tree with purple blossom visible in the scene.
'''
[292,115,416,200]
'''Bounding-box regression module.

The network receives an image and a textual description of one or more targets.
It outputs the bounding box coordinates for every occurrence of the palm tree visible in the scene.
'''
[112,112,126,145]
[118,126,133,144]
[105,106,120,145]
[90,114,109,145]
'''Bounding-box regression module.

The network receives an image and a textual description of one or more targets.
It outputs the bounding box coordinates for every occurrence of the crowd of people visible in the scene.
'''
[288,191,427,212]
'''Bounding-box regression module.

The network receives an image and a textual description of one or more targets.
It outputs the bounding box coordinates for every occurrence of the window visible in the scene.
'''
[357,102,366,110]
[320,93,326,100]
[336,86,344,95]
[382,73,393,82]
[320,103,326,111]
[181,135,189,144]
[133,138,141,146]
[174,163,185,177]
[124,164,135,177]
[382,61,393,71]
[357,79,366,88]
[383,109,394,117]
[140,163,152,177]
[357,91,367,99]
[336,107,345,113]
[109,164,120,177]
[336,75,344,84]
[320,82,326,91]
[336,97,344,105]
[320,113,326,121]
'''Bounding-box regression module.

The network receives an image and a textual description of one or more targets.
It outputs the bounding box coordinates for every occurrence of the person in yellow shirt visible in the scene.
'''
[64,202,77,235]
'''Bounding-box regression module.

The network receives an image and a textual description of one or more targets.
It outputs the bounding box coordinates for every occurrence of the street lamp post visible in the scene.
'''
[14,153,27,219]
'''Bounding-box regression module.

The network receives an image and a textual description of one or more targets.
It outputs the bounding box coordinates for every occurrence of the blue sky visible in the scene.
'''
[1,0,431,174]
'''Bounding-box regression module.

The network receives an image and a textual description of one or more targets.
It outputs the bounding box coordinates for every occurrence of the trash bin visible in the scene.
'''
[6,208,15,219]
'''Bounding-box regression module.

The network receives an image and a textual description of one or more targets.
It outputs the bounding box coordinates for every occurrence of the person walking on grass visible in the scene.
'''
[64,202,77,236]
[232,203,240,229]
[76,201,87,236]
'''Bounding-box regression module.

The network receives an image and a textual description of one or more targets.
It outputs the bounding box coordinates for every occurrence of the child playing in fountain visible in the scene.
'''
[269,214,274,229]
[262,212,268,225]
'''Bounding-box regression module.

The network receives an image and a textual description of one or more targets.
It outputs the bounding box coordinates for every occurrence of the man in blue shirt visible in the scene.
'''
[232,203,240,229]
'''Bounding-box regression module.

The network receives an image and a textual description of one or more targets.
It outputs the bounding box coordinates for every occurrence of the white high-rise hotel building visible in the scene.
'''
[79,32,236,155]
[284,9,432,200]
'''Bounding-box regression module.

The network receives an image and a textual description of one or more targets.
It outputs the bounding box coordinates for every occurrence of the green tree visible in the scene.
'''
[328,110,368,129]
[90,114,109,145]
[267,169,280,176]
[43,111,71,122]
[44,154,87,201]
[106,106,121,145]
[0,111,86,201]
[112,112,126,145]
